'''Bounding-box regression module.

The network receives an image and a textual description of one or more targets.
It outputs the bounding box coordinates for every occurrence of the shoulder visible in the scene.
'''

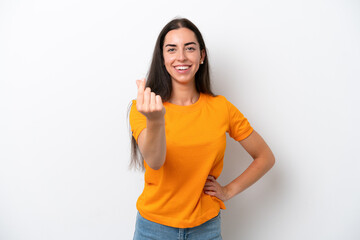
[203,93,227,102]
[201,94,231,119]
[204,94,247,118]
[130,99,138,109]
[203,94,230,108]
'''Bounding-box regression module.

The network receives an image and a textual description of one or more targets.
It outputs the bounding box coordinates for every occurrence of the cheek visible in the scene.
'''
[190,53,201,64]
[163,57,174,74]
[164,54,175,65]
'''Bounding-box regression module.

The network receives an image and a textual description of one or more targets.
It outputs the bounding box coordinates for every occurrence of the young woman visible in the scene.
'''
[129,18,275,239]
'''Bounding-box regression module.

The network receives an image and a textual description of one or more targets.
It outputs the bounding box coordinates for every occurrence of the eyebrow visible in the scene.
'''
[164,42,197,48]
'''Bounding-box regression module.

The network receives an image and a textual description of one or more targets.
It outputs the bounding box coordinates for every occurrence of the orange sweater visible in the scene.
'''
[129,93,253,228]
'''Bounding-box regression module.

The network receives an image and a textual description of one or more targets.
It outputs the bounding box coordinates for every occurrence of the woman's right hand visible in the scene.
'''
[136,78,165,121]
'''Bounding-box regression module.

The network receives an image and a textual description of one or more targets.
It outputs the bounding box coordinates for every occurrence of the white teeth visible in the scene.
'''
[175,66,189,70]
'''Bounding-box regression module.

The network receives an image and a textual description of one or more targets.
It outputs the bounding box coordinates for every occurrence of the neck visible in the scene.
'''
[169,80,200,106]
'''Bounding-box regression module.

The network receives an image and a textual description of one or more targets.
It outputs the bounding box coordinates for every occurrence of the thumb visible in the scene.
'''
[136,80,141,88]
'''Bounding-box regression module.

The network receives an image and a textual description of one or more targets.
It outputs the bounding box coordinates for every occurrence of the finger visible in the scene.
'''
[155,95,164,111]
[204,191,216,196]
[207,175,216,181]
[204,186,216,191]
[204,182,214,187]
[143,87,151,110]
[155,95,163,106]
[150,92,156,110]
[137,80,145,105]
[137,78,146,89]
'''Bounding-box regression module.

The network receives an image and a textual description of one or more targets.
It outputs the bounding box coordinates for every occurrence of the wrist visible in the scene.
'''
[146,118,165,127]
[224,183,239,201]
[222,185,231,201]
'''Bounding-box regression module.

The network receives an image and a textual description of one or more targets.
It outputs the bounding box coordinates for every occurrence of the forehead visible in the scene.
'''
[163,28,198,46]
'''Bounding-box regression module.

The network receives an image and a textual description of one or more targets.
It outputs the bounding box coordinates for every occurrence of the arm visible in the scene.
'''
[136,79,166,170]
[204,130,275,201]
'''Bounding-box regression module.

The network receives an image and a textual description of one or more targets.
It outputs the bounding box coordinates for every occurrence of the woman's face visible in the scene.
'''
[163,28,205,86]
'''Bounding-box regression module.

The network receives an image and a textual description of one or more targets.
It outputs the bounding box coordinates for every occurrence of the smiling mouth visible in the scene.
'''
[174,65,191,71]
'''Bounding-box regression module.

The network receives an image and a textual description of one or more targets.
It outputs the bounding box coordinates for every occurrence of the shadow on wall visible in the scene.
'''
[219,134,283,239]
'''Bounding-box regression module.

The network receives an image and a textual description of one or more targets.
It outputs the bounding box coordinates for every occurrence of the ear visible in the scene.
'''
[200,49,206,63]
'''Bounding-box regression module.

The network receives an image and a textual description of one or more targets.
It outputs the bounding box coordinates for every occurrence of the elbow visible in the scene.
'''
[145,155,166,170]
[148,163,163,170]
[259,150,275,170]
[268,153,275,169]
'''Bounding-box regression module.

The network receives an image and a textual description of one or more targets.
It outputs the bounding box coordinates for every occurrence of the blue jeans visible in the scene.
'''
[133,211,222,240]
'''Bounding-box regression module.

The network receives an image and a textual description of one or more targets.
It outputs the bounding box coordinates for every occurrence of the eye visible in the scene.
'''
[167,48,176,52]
[186,47,195,51]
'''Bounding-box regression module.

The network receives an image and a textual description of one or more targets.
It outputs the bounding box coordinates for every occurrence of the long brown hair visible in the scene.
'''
[129,18,215,170]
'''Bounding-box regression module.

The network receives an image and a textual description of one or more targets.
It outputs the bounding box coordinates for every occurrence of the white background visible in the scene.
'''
[1,0,359,239]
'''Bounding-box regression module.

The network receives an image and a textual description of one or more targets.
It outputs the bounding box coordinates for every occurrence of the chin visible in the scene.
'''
[172,77,195,85]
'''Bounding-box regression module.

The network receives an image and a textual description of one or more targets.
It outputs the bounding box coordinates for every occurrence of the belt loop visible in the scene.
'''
[178,228,185,240]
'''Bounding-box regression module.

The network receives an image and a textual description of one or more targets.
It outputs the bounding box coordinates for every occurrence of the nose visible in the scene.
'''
[176,49,186,61]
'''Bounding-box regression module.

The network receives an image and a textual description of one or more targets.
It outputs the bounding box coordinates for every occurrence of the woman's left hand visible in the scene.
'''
[203,175,231,202]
